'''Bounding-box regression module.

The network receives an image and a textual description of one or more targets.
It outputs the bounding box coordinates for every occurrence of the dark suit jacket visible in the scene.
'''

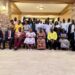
[0,30,3,39]
[71,33,75,41]
[5,30,14,40]
[68,24,72,40]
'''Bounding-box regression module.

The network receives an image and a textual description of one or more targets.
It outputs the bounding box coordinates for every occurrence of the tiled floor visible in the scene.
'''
[0,49,75,75]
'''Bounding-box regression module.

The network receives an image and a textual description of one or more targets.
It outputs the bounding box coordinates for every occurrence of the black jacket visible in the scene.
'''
[0,30,3,38]
[5,30,14,40]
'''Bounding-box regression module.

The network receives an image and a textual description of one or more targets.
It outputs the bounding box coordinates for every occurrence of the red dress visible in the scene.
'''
[14,32,24,48]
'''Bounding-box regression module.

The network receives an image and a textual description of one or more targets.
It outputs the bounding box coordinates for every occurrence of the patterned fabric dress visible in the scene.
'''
[37,31,46,49]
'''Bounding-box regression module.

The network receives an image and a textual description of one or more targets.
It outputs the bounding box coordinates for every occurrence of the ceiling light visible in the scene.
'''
[0,5,6,11]
[39,7,44,10]
[2,6,6,10]
[37,4,44,10]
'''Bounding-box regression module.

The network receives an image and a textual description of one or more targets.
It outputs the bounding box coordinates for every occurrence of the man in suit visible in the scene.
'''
[3,26,14,49]
[68,20,75,50]
[70,28,75,51]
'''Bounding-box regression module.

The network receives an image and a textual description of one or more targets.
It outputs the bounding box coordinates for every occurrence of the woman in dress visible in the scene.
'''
[24,28,36,49]
[14,27,23,50]
[37,28,46,50]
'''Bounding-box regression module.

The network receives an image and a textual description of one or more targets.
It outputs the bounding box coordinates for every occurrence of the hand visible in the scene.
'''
[8,37,11,39]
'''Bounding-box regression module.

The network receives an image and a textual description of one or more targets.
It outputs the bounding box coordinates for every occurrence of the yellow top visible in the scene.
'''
[47,31,57,40]
[14,24,23,32]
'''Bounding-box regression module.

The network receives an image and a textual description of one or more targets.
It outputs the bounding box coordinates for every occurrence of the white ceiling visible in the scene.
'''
[15,3,68,13]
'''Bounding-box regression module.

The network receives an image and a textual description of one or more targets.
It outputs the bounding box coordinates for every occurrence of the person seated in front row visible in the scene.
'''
[24,28,36,49]
[59,29,70,50]
[37,28,46,50]
[14,28,23,50]
[47,28,58,50]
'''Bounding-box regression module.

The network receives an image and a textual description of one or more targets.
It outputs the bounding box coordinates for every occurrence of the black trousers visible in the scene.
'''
[71,40,75,51]
[48,40,57,50]
[3,38,14,49]
[0,38,3,49]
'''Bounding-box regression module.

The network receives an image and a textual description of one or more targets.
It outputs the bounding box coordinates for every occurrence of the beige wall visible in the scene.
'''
[60,10,72,20]
[11,14,21,20]
[11,14,59,21]
[71,4,75,20]
[11,12,71,21]
[60,4,75,21]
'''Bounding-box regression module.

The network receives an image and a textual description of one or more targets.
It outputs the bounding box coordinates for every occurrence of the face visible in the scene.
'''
[14,17,17,21]
[29,28,32,32]
[25,21,28,25]
[39,28,43,33]
[63,19,65,23]
[18,20,21,25]
[19,28,21,32]
[58,17,60,21]
[68,19,70,22]
[51,29,53,32]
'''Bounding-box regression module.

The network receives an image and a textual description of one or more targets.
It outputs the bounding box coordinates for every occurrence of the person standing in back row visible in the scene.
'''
[3,26,14,49]
[68,20,75,50]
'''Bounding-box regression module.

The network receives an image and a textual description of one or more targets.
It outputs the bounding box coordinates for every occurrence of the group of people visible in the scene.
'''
[0,17,75,50]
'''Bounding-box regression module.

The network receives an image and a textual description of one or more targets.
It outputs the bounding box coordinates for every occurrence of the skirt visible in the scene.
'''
[24,38,35,45]
[37,38,46,49]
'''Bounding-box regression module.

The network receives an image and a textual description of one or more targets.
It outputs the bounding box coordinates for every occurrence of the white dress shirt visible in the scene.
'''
[61,22,68,32]
[55,24,61,28]
[35,23,43,31]
[71,24,75,33]
[43,24,53,34]
[8,30,11,39]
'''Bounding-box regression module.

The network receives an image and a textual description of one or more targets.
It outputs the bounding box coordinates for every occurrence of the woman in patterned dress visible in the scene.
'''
[37,28,46,50]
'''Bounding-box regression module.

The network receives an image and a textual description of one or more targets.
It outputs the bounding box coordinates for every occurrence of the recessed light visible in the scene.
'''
[39,7,44,10]
[37,5,44,10]
[2,6,6,10]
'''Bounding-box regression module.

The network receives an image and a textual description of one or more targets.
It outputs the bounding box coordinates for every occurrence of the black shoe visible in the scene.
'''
[14,47,18,50]
[9,47,12,49]
[2,48,5,50]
